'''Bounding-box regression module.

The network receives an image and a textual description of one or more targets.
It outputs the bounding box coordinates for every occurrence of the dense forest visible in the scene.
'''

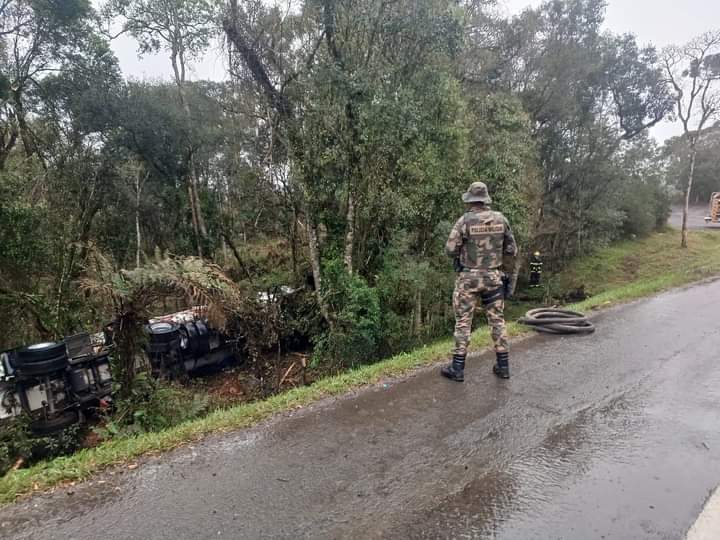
[0,0,717,372]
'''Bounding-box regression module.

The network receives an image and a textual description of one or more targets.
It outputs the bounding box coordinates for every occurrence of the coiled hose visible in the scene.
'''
[519,308,595,335]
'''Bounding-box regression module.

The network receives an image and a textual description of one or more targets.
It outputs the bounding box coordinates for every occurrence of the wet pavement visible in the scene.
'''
[2,280,720,539]
[669,204,720,230]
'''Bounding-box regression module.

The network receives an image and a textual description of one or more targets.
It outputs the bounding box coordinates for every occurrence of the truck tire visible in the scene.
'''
[195,320,209,337]
[184,321,210,357]
[146,322,181,353]
[30,410,80,436]
[147,322,181,342]
[17,342,67,363]
[16,356,68,377]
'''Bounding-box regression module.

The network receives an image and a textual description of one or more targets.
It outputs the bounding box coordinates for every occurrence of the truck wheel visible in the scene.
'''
[147,322,180,342]
[16,356,68,377]
[17,342,67,363]
[30,410,80,436]
[145,322,181,354]
[195,320,209,337]
[185,321,210,356]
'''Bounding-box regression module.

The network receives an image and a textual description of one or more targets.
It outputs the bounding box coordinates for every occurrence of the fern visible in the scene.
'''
[80,249,246,399]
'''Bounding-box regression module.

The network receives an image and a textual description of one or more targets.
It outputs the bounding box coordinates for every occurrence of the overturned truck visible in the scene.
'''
[0,309,237,436]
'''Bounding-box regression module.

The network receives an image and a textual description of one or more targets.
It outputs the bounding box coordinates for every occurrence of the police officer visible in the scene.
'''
[442,182,517,381]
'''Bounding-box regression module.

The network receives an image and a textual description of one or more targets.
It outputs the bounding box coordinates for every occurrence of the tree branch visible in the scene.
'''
[223,0,293,120]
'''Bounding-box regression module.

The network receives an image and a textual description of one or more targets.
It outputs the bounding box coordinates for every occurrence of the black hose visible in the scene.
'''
[518,308,595,335]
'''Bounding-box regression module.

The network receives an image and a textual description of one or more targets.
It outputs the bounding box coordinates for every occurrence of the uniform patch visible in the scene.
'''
[469,224,504,235]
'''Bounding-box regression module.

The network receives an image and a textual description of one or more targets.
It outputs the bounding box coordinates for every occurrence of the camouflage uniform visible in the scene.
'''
[446,207,517,357]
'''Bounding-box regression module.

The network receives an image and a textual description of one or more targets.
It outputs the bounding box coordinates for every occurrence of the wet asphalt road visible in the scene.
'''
[669,205,720,230]
[3,281,720,539]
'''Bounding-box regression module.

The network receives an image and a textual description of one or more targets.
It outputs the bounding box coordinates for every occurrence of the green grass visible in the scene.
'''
[2,228,720,505]
[558,228,720,295]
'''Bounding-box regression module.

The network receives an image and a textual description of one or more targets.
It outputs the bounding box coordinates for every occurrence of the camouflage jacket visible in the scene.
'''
[445,208,518,272]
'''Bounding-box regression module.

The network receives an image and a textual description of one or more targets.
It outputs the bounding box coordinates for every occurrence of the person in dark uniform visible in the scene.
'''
[529,251,543,288]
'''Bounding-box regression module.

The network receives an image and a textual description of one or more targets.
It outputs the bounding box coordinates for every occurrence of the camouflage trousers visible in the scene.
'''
[452,270,508,357]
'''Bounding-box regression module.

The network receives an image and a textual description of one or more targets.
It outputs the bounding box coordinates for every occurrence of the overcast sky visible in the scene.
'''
[105,0,720,142]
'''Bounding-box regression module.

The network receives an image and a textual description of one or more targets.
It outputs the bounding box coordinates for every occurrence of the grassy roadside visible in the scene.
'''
[2,228,720,504]
[558,228,720,296]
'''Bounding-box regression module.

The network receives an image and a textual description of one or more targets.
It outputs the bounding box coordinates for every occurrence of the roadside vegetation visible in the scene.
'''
[558,228,720,295]
[3,228,720,504]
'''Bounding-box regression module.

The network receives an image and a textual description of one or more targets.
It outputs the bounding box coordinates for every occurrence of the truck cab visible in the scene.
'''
[704,192,720,224]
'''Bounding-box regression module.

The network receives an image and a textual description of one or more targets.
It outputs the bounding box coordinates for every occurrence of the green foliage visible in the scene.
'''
[373,243,454,355]
[277,289,324,350]
[467,93,540,247]
[618,180,671,238]
[0,0,675,368]
[615,137,672,238]
[0,75,9,102]
[477,0,673,263]
[0,418,33,477]
[100,375,209,436]
[313,259,381,369]
[664,126,720,204]
[0,201,50,280]
[0,415,83,477]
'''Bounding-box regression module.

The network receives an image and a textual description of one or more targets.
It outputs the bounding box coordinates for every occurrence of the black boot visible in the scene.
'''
[493,351,510,379]
[441,354,465,382]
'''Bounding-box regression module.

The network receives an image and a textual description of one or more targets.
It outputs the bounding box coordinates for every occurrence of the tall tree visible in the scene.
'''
[662,31,720,247]
[104,0,218,256]
[0,0,97,168]
[0,0,124,342]
[222,0,467,325]
[472,0,672,261]
[664,125,720,204]
[222,0,332,325]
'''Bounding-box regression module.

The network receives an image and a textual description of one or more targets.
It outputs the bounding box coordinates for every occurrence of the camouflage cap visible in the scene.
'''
[462,182,492,204]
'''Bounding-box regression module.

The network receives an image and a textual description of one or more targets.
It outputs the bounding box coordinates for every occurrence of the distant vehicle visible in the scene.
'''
[0,308,239,436]
[704,192,720,224]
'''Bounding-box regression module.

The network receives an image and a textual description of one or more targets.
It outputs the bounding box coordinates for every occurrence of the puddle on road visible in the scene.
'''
[388,392,648,539]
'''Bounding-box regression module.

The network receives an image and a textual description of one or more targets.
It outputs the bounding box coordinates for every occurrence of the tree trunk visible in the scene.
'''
[172,50,208,257]
[290,211,299,282]
[190,164,208,237]
[223,8,332,326]
[187,181,204,257]
[323,2,360,276]
[681,146,698,248]
[343,190,355,274]
[55,173,102,334]
[414,290,422,336]
[509,249,523,296]
[135,172,142,268]
[220,229,253,282]
[221,238,230,266]
[12,89,40,163]
[0,126,18,170]
[305,202,332,326]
